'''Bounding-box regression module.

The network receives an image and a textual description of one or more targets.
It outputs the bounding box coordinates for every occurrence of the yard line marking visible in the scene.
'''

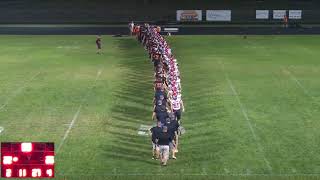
[220,61,272,172]
[137,124,152,136]
[0,71,41,111]
[56,105,82,153]
[56,69,103,154]
[283,68,314,99]
[292,168,297,173]
[0,126,4,134]
[113,168,117,174]
[201,167,208,175]
[224,168,230,174]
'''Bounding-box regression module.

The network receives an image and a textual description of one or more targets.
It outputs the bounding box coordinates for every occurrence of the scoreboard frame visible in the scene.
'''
[1,142,54,178]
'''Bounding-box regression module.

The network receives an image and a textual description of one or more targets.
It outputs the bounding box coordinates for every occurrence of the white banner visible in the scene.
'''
[163,28,179,32]
[206,10,231,21]
[256,10,269,19]
[273,10,286,19]
[176,10,202,21]
[289,10,302,19]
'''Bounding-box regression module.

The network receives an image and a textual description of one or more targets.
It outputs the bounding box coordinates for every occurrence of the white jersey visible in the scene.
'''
[172,99,181,110]
[130,22,134,31]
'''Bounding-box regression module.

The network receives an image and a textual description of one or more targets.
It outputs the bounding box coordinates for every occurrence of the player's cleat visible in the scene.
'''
[172,156,177,160]
[175,149,179,153]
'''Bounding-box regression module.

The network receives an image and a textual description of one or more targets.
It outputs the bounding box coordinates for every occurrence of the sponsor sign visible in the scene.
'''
[256,10,269,19]
[177,10,202,21]
[206,10,231,21]
[273,10,286,19]
[289,10,302,19]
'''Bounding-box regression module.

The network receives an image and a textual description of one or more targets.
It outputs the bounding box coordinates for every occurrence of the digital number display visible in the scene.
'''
[1,142,54,178]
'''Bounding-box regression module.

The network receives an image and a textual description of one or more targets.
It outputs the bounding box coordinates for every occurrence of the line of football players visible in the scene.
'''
[135,24,185,166]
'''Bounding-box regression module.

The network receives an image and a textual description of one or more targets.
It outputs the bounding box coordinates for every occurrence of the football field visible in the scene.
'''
[0,35,320,180]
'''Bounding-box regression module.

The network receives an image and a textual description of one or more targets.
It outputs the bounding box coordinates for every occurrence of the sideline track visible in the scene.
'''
[1,24,320,35]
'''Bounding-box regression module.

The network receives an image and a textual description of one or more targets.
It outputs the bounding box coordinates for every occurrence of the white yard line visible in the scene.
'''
[220,62,272,172]
[56,69,103,154]
[0,71,41,111]
[284,68,314,99]
[0,126,4,134]
[56,105,82,153]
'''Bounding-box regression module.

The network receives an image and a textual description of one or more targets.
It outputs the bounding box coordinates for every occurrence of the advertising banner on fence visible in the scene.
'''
[289,10,302,19]
[273,10,286,19]
[206,10,231,21]
[176,10,202,21]
[256,10,269,19]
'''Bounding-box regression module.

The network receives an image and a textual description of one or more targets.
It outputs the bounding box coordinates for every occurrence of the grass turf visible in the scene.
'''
[0,35,320,180]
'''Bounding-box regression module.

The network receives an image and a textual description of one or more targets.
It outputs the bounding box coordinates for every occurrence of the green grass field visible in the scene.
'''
[0,35,320,180]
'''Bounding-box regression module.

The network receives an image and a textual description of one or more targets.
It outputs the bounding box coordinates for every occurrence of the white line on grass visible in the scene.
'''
[224,168,230,174]
[283,68,314,99]
[0,126,4,134]
[0,71,41,111]
[201,167,208,175]
[56,105,82,153]
[56,69,103,154]
[220,61,272,172]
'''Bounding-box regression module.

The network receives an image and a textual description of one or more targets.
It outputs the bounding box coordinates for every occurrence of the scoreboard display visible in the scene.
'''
[1,142,54,178]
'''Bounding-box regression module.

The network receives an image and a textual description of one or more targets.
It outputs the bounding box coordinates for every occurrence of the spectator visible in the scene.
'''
[283,15,288,28]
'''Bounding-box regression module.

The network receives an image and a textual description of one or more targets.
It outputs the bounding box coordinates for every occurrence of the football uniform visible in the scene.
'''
[96,38,101,49]
[171,99,182,121]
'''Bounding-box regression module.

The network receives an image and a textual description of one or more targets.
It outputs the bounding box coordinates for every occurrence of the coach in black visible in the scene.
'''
[152,101,168,124]
[156,126,174,166]
[166,114,179,159]
[150,121,162,159]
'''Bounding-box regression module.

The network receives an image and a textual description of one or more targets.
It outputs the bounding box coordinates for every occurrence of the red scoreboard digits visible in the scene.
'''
[1,142,54,178]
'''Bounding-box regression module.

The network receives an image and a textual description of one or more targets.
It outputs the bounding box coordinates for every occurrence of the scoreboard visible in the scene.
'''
[1,142,54,178]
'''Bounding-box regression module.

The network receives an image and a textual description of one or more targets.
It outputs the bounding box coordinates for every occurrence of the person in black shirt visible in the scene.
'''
[155,126,173,166]
[171,113,180,153]
[152,101,168,124]
[152,54,160,68]
[150,121,162,159]
[159,95,167,107]
[153,87,167,104]
[165,115,179,159]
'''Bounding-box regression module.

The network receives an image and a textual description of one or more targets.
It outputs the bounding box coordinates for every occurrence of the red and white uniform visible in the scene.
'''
[171,99,181,110]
